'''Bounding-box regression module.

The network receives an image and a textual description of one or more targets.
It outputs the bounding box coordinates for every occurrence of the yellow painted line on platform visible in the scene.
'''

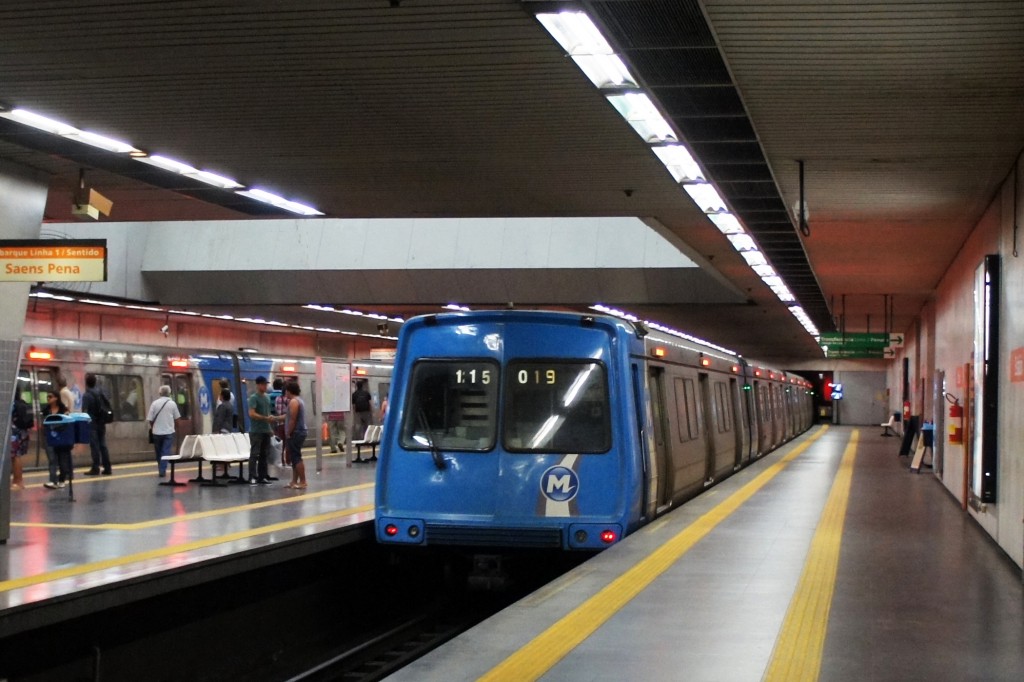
[11,482,375,531]
[762,429,859,682]
[0,503,374,595]
[478,426,830,682]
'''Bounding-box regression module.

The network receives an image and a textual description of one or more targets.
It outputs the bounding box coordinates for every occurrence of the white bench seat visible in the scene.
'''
[353,424,382,463]
[159,434,204,487]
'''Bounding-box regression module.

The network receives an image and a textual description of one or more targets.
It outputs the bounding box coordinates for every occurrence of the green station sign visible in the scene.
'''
[819,332,899,347]
[822,347,894,359]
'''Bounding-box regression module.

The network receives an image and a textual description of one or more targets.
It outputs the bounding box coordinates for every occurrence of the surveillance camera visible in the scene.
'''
[160,324,169,335]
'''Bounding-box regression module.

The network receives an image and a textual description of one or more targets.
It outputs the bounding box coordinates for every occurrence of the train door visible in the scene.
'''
[698,373,715,484]
[18,365,59,464]
[647,366,673,511]
[743,379,757,460]
[161,372,196,442]
[752,381,766,454]
[730,378,744,468]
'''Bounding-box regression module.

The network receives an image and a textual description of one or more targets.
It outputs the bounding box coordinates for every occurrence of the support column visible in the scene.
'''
[0,160,49,542]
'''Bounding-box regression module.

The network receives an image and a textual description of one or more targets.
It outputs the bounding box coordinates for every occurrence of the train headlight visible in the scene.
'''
[384,524,399,537]
[574,529,588,544]
[600,530,618,544]
[407,525,420,538]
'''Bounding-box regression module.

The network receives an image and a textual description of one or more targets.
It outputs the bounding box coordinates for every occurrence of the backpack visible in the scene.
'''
[89,389,114,424]
[12,400,32,430]
[98,391,115,424]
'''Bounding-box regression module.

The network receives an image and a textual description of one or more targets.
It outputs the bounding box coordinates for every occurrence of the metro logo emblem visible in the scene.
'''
[541,465,579,502]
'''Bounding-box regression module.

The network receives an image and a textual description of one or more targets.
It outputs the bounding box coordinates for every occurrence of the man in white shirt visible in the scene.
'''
[147,385,181,478]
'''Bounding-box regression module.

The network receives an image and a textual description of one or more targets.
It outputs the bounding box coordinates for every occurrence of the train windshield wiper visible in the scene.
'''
[417,408,446,470]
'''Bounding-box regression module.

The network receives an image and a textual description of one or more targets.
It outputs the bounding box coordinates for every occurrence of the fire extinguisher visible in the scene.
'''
[948,401,963,444]
[903,400,911,423]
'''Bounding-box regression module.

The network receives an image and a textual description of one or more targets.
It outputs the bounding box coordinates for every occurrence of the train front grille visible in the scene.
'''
[424,524,562,548]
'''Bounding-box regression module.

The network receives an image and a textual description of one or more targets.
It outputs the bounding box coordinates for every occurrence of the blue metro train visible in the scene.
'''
[375,310,813,551]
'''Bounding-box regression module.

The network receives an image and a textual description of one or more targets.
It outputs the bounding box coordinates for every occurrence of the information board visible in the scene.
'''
[321,361,351,413]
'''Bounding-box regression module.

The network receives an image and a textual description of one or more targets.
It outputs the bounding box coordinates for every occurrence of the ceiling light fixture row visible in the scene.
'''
[534,10,819,339]
[0,107,323,216]
[29,290,395,340]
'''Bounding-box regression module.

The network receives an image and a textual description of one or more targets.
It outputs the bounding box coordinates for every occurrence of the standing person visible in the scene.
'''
[212,388,235,434]
[147,385,181,478]
[9,395,32,490]
[40,391,72,489]
[247,376,275,485]
[270,378,290,466]
[352,380,373,440]
[217,378,237,430]
[81,373,112,475]
[283,381,308,490]
[58,374,75,413]
[210,387,235,478]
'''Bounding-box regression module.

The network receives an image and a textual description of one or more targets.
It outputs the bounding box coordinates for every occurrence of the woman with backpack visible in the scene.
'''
[10,395,32,490]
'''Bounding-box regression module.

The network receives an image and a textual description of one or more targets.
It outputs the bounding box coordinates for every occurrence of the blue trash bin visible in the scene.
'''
[43,414,76,449]
[70,412,93,444]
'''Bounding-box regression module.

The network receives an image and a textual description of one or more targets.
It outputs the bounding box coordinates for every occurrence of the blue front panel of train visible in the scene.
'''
[376,312,645,550]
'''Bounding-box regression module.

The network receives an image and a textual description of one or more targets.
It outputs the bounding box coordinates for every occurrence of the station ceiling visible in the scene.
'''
[1,1,1022,362]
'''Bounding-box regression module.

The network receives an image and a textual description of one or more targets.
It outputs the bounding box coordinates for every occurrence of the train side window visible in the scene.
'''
[504,361,610,454]
[399,360,498,452]
[715,382,732,433]
[173,374,192,419]
[676,377,699,441]
[117,375,145,421]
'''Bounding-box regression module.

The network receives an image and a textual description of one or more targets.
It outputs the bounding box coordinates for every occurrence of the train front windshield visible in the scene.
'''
[401,360,500,451]
[399,359,611,454]
[504,361,610,453]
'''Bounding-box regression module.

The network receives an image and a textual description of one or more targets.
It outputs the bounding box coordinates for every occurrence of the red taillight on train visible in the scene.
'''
[600,530,618,544]
[384,524,399,537]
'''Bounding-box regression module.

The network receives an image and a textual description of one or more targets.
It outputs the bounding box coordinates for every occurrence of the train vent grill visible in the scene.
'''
[425,524,562,548]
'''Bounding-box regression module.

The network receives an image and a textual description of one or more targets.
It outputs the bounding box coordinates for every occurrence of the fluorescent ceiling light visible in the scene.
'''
[652,145,704,183]
[740,250,767,267]
[136,155,243,189]
[752,264,776,278]
[573,55,637,88]
[1,108,141,154]
[726,233,757,252]
[708,213,744,234]
[606,93,677,143]
[537,11,613,56]
[236,188,323,216]
[683,183,726,213]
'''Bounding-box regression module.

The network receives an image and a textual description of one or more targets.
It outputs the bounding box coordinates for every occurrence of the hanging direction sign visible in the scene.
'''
[823,347,889,359]
[0,239,108,282]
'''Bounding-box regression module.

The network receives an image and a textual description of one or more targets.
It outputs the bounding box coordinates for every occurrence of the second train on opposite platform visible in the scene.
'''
[17,338,392,466]
[376,310,813,551]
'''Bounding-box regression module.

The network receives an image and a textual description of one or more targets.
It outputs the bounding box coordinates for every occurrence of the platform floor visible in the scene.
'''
[390,426,1024,682]
[1,448,376,614]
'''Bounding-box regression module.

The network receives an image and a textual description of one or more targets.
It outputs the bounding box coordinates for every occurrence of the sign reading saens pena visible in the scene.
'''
[0,239,107,282]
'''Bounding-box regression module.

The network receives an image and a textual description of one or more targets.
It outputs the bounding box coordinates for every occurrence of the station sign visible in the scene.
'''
[0,239,107,282]
[819,332,903,348]
[823,347,890,359]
